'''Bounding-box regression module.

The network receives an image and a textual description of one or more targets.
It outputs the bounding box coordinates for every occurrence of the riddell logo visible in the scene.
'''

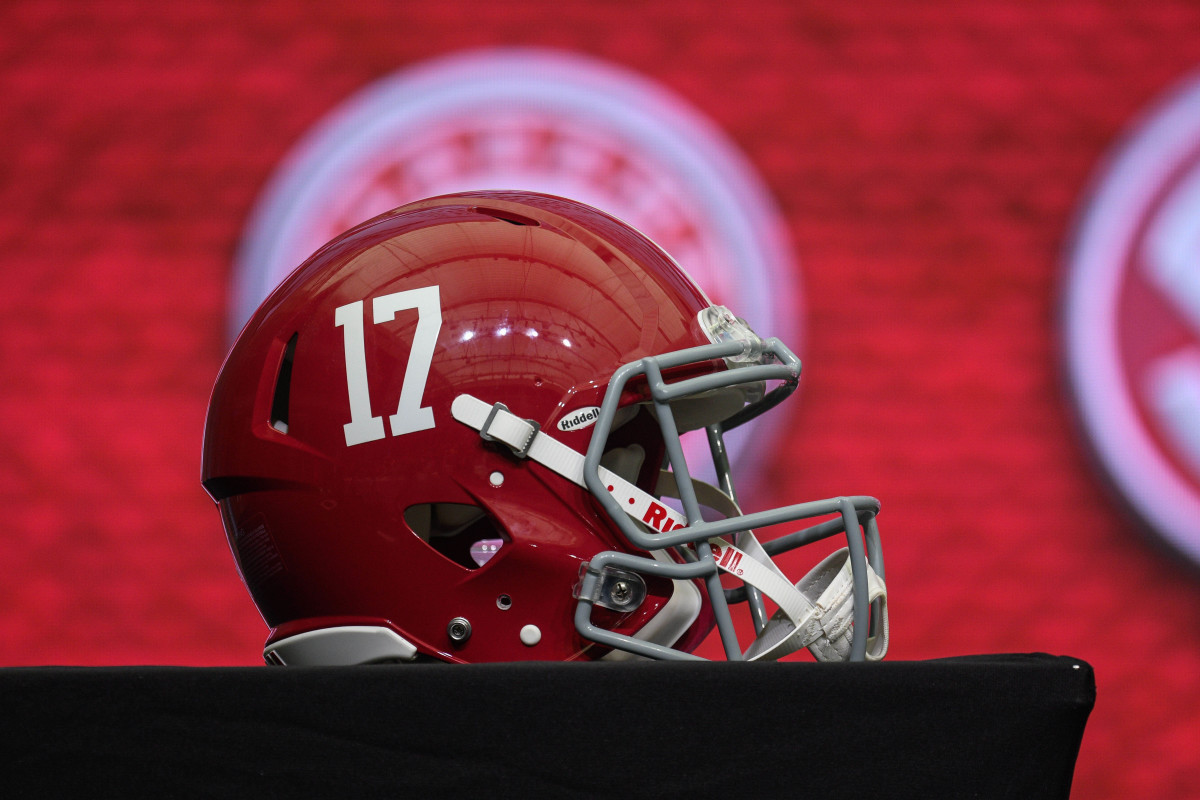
[557,407,601,432]
[231,47,800,488]
[712,544,744,575]
[1064,70,1200,568]
[641,500,685,533]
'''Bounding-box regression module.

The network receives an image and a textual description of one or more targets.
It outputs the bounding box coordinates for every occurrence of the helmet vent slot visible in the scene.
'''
[269,332,299,434]
[404,502,509,569]
[473,206,541,227]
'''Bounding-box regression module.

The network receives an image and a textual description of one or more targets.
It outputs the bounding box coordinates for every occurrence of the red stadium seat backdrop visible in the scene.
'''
[1,1,1198,797]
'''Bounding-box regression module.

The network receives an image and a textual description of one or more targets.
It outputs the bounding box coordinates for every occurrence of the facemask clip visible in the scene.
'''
[698,305,766,364]
[574,563,648,612]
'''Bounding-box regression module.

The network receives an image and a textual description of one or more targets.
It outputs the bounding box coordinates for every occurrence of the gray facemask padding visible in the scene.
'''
[599,444,646,485]
[652,382,765,433]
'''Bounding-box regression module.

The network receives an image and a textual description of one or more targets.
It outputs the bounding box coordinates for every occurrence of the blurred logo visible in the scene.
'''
[232,48,801,487]
[1064,71,1200,567]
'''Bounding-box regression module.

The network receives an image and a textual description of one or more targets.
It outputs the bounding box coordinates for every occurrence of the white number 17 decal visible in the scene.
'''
[335,285,442,447]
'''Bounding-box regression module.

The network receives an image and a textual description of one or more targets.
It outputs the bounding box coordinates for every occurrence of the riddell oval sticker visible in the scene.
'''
[557,407,601,432]
[232,47,801,485]
[1064,71,1200,567]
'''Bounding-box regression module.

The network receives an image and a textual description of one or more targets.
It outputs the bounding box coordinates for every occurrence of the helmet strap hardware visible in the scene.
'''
[479,401,541,459]
[574,563,647,612]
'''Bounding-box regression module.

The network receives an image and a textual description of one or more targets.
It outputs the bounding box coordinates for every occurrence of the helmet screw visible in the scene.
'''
[447,617,472,643]
[611,581,633,608]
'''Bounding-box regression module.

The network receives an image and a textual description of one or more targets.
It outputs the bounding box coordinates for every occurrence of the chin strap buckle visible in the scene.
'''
[478,402,541,459]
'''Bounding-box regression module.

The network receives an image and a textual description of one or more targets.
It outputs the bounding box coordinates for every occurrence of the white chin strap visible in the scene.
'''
[655,471,888,662]
[452,394,889,662]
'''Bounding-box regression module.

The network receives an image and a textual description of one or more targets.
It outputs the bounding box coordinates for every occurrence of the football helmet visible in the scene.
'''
[202,190,887,664]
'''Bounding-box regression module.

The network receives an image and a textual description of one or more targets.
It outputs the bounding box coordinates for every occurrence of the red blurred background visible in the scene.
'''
[2,1,1199,796]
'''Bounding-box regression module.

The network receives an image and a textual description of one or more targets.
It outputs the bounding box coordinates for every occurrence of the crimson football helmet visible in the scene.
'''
[202,191,887,664]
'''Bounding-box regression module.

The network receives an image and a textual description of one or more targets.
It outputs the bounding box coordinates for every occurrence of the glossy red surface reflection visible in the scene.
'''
[203,191,721,662]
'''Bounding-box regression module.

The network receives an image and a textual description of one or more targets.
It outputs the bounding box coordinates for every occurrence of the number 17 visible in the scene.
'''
[335,285,443,447]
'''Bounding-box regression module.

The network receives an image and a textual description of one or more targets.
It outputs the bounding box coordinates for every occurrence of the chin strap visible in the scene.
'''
[452,394,888,662]
[655,471,888,662]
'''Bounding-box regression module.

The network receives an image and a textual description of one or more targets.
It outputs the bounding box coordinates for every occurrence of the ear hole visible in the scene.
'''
[404,502,508,569]
[270,333,299,434]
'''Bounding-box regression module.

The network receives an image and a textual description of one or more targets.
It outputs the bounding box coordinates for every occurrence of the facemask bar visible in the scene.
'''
[705,424,768,634]
[577,334,885,661]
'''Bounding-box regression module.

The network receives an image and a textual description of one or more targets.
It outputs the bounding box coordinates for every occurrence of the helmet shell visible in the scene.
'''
[202,191,717,661]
